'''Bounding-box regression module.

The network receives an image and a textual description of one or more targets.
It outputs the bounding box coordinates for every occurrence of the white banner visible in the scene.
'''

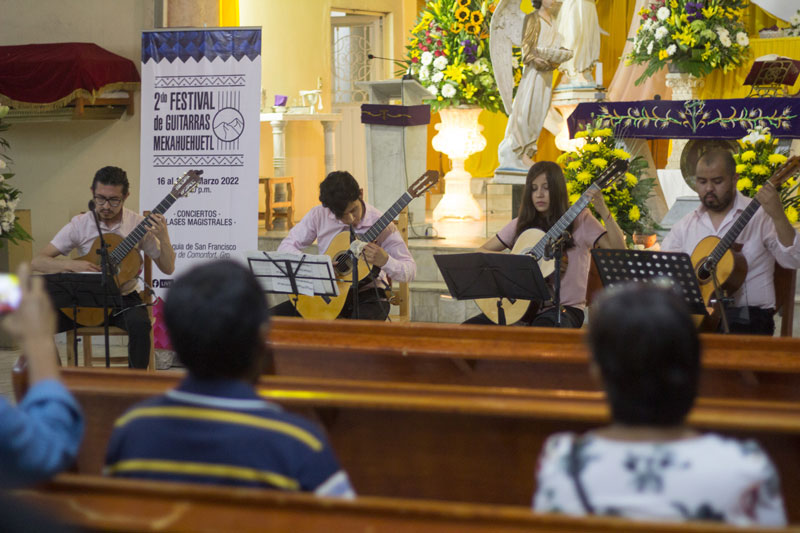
[140,28,262,295]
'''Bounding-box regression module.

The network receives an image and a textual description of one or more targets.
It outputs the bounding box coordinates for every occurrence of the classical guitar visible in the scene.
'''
[62,170,202,326]
[690,156,800,315]
[294,170,440,320]
[476,159,630,324]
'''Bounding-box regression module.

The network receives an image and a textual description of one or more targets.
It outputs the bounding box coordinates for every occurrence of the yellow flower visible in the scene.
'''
[567,161,582,171]
[736,177,753,191]
[768,153,788,166]
[463,83,477,99]
[574,130,589,139]
[658,49,670,61]
[566,181,575,194]
[455,7,470,22]
[735,164,746,174]
[443,64,466,83]
[751,164,770,176]
[556,153,570,166]
[465,23,481,35]
[595,128,613,137]
[629,205,641,222]
[787,206,799,224]
[470,10,484,25]
[576,171,592,184]
[513,69,522,85]
[591,158,608,169]
[612,148,630,160]
[740,150,757,162]
[582,143,600,153]
[625,173,638,187]
[457,0,470,6]
[569,193,581,204]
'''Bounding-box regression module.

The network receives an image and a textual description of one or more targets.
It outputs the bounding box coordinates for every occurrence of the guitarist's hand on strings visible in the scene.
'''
[755,181,797,246]
[361,243,389,267]
[144,213,169,242]
[587,188,611,220]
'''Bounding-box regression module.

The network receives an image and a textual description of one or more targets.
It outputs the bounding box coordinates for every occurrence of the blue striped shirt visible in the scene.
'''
[104,376,354,498]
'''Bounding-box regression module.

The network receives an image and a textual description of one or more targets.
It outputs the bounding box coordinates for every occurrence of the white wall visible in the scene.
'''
[1,0,154,253]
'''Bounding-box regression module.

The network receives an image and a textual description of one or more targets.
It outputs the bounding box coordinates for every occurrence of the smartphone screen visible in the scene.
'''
[0,274,21,314]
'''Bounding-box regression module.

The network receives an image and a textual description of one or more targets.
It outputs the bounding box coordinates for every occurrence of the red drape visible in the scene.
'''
[0,43,140,110]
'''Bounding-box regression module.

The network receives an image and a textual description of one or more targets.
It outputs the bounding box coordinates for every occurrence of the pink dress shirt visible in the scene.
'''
[277,203,416,286]
[496,210,606,309]
[50,208,162,295]
[661,191,800,309]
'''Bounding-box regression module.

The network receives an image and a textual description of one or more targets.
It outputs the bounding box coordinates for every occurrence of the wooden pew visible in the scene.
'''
[61,368,800,522]
[17,474,798,533]
[268,317,800,400]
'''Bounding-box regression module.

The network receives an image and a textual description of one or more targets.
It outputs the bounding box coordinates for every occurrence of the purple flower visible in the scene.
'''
[685,1,704,22]
[462,39,478,63]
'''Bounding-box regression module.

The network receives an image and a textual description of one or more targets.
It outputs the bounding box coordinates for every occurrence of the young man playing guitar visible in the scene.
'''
[661,149,800,335]
[272,170,416,321]
[31,166,175,368]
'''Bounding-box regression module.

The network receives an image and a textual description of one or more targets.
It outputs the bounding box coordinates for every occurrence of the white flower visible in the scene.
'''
[0,160,5,170]
[667,44,677,57]
[433,56,448,71]
[655,26,669,40]
[791,13,800,26]
[647,41,654,56]
[441,84,457,98]
[419,66,430,81]
[420,51,433,66]
[716,26,729,38]
[431,71,444,83]
[719,33,732,47]
[735,32,749,47]
[0,200,7,209]
[657,7,670,21]
[427,85,438,96]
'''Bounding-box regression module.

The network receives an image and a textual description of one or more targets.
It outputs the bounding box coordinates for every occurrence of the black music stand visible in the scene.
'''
[434,253,551,325]
[42,273,122,367]
[590,249,708,315]
[247,251,339,306]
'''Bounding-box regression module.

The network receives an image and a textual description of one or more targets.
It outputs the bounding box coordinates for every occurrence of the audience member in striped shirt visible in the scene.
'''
[104,260,355,498]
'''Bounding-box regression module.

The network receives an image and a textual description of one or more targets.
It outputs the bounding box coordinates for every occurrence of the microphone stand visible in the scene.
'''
[89,201,113,367]
[349,227,360,319]
[545,231,570,327]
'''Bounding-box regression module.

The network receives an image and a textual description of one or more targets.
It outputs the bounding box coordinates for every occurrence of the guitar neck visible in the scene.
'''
[109,193,178,264]
[529,185,596,259]
[707,198,761,265]
[360,192,413,242]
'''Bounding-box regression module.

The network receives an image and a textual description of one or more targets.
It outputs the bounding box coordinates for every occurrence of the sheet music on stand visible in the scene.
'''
[590,249,708,315]
[246,251,339,297]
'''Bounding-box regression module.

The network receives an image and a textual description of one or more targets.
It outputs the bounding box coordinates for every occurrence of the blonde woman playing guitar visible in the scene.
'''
[464,160,626,327]
[32,166,177,369]
[662,149,800,335]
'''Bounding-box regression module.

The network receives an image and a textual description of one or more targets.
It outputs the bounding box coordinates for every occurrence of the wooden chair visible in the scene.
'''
[65,237,156,371]
[261,176,295,230]
[774,264,796,337]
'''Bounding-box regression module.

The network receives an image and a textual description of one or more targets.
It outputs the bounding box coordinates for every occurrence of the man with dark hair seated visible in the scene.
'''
[272,170,416,320]
[533,284,786,525]
[104,260,355,498]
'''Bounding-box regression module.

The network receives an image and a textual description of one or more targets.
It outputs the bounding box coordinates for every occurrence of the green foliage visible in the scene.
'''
[0,106,32,248]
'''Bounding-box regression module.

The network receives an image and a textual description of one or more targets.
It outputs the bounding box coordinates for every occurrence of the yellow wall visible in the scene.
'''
[239,0,417,218]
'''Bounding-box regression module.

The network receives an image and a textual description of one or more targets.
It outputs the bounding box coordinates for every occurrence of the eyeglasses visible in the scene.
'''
[93,195,123,207]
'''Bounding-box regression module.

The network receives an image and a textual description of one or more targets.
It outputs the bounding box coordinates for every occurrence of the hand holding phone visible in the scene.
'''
[0,273,21,314]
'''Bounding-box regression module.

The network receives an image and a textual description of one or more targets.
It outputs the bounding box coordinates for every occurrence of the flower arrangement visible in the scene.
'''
[626,0,751,85]
[557,119,657,239]
[0,106,31,247]
[401,0,520,113]
[734,126,799,224]
[786,10,800,37]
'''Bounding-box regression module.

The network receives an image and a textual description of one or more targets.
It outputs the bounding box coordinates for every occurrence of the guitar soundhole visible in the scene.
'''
[333,252,352,276]
[696,260,711,283]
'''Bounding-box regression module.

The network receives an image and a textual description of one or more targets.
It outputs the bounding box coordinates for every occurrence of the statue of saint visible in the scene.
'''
[556,0,603,88]
[491,0,572,170]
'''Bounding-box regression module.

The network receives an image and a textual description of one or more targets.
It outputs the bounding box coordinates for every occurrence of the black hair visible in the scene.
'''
[588,284,700,426]
[92,166,130,196]
[532,0,542,8]
[697,148,736,177]
[515,161,571,238]
[164,260,272,379]
[319,171,361,218]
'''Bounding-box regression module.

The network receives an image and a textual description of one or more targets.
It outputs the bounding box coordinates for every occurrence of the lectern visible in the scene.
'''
[357,80,431,228]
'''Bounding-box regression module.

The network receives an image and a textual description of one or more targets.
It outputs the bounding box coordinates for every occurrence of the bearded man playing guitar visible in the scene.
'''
[31,166,176,368]
[662,149,800,335]
[272,170,416,321]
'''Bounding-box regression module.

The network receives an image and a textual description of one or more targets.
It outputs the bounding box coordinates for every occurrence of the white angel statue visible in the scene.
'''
[491,0,572,171]
[556,0,604,88]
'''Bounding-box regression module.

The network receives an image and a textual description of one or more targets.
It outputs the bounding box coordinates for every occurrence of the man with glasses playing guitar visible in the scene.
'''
[662,149,800,335]
[271,170,418,321]
[32,166,176,368]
